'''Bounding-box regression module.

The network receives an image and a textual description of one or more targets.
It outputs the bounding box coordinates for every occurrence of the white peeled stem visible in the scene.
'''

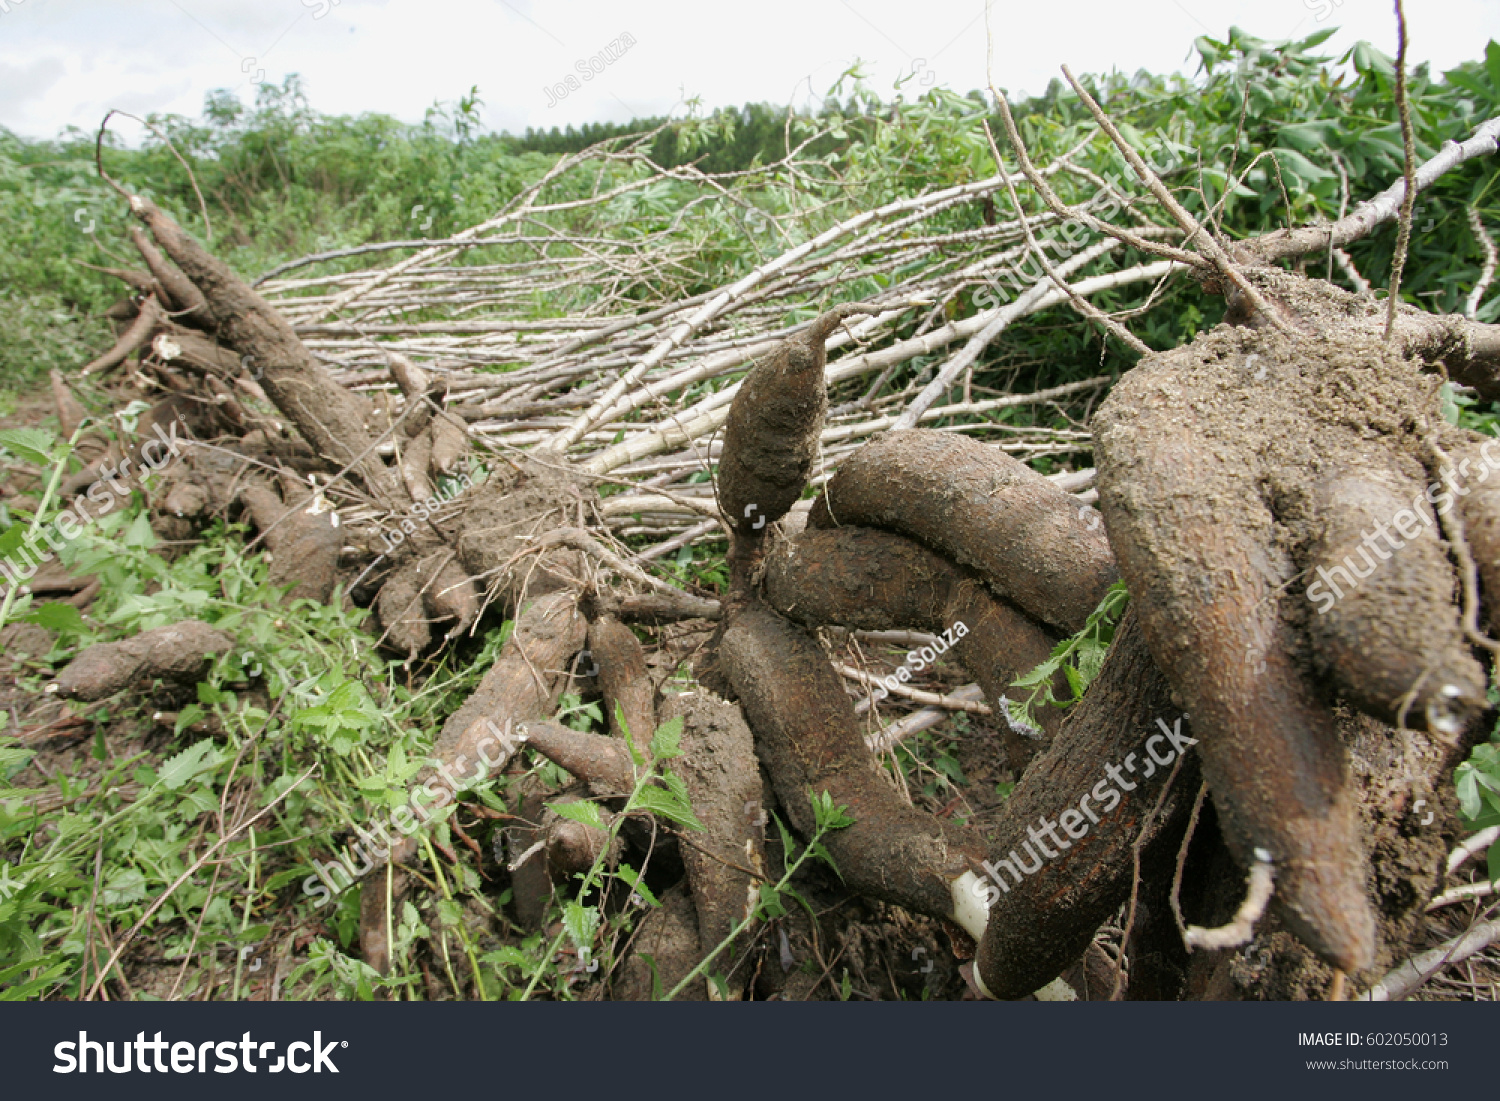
[1467,207,1497,321]
[1184,847,1275,952]
[950,870,992,943]
[1426,880,1496,910]
[892,239,1121,431]
[946,871,1078,1001]
[553,177,1021,450]
[1358,918,1500,1001]
[1447,825,1499,875]
[864,686,989,755]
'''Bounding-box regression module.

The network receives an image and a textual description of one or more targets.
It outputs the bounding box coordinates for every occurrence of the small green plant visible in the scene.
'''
[1009,581,1130,728]
[514,709,703,1001]
[1455,674,1500,886]
[661,789,853,1001]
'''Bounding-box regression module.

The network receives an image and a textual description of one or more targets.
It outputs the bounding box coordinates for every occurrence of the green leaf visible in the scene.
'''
[1458,766,1485,820]
[0,428,57,466]
[1486,40,1500,96]
[634,778,704,831]
[173,704,205,737]
[547,799,605,830]
[617,701,642,767]
[811,789,854,831]
[757,882,787,920]
[649,714,684,761]
[19,602,84,634]
[1062,663,1086,700]
[1276,120,1339,154]
[562,901,599,951]
[158,739,219,791]
[615,862,660,908]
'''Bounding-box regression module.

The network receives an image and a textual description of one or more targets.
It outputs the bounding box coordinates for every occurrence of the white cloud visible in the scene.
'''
[0,0,1495,141]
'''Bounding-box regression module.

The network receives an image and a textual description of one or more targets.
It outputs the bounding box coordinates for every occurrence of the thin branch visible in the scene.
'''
[1245,114,1500,265]
[1467,207,1497,321]
[1385,0,1418,342]
[1358,913,1500,1000]
[1058,66,1290,331]
[985,120,1152,356]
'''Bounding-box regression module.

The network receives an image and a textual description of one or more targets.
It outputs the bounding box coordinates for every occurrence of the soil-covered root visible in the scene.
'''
[1173,707,1471,1000]
[762,526,1067,752]
[452,456,587,608]
[127,196,396,495]
[717,597,1206,999]
[81,294,164,375]
[717,307,865,541]
[1091,326,1459,974]
[238,471,343,604]
[587,615,656,757]
[971,608,1198,999]
[1303,468,1487,731]
[541,793,621,877]
[424,556,479,641]
[397,428,434,503]
[720,600,989,923]
[658,691,766,975]
[48,619,235,701]
[361,591,586,970]
[49,371,88,438]
[374,559,432,658]
[1454,438,1500,635]
[428,410,468,477]
[519,720,637,795]
[807,429,1116,634]
[613,884,709,1000]
[130,226,210,325]
[430,591,587,809]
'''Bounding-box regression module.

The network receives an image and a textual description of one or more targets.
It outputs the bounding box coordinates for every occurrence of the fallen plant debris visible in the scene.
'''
[6,30,1500,1004]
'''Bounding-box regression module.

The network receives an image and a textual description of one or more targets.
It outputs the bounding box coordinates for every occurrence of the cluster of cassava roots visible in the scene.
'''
[36,112,1500,1000]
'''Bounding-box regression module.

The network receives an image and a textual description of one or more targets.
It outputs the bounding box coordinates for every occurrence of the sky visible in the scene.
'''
[1,0,1497,142]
